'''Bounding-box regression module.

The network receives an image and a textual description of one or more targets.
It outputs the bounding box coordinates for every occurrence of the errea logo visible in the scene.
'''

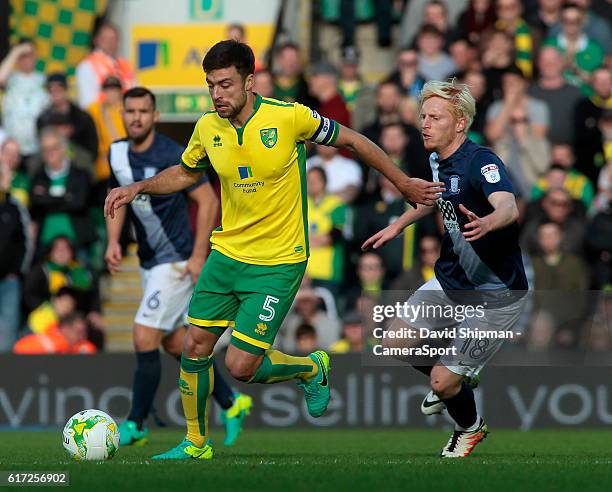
[213,135,222,147]
[179,378,193,396]
[255,323,268,336]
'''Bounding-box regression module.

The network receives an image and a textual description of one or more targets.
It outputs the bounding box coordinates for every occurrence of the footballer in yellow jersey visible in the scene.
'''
[180,92,336,265]
[104,40,444,460]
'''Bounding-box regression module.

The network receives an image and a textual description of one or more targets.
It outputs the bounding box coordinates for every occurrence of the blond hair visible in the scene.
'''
[419,79,476,132]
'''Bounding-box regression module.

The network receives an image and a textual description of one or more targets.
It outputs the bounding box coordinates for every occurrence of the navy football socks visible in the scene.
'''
[128,349,161,429]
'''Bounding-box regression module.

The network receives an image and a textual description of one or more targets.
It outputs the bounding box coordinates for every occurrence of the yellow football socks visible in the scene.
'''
[179,355,214,448]
[250,349,318,384]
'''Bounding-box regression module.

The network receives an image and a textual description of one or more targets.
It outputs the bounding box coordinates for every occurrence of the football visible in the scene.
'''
[62,409,120,461]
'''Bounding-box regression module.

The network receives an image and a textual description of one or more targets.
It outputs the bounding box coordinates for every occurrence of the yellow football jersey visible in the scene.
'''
[181,94,340,265]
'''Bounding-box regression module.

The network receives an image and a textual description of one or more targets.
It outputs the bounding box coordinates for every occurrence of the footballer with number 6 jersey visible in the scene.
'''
[363,80,528,458]
[104,40,444,461]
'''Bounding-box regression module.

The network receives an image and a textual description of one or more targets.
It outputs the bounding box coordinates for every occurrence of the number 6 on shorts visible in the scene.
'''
[259,295,280,322]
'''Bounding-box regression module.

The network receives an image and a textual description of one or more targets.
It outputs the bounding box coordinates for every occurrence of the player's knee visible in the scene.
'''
[183,327,216,358]
[225,345,262,381]
[182,333,197,355]
[161,326,187,357]
[227,360,256,382]
[133,324,162,352]
[430,377,461,400]
[161,335,181,357]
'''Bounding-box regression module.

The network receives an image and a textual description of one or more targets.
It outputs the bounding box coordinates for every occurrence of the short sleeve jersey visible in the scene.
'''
[109,133,208,269]
[429,139,528,302]
[181,93,340,265]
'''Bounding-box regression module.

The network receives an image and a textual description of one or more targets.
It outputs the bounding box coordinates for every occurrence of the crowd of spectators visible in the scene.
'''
[0,1,610,355]
[269,0,612,355]
[0,22,132,354]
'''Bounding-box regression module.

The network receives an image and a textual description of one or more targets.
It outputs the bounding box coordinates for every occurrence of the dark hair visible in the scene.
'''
[548,164,568,173]
[46,112,72,127]
[307,165,328,185]
[561,1,584,14]
[503,64,526,80]
[202,40,255,80]
[426,0,447,12]
[377,80,402,94]
[55,286,78,301]
[47,235,75,258]
[123,86,157,109]
[275,41,300,56]
[46,72,68,88]
[295,323,316,339]
[59,311,85,327]
[418,24,443,38]
[381,122,406,135]
[95,22,119,37]
[102,76,122,89]
[450,37,475,49]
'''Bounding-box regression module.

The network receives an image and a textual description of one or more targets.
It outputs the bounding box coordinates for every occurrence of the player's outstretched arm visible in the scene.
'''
[332,125,445,206]
[104,164,203,218]
[361,204,434,250]
[460,191,519,242]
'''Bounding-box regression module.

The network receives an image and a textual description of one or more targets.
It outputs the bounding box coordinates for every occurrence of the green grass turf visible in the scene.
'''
[0,429,611,491]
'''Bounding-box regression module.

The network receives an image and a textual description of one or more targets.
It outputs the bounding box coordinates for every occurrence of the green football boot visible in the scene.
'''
[118,420,149,446]
[151,438,213,460]
[297,350,331,418]
[220,393,253,446]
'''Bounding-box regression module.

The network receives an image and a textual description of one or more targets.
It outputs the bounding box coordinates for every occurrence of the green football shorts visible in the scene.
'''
[187,249,307,355]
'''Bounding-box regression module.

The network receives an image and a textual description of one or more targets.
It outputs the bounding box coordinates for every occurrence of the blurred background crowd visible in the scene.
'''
[0,0,610,356]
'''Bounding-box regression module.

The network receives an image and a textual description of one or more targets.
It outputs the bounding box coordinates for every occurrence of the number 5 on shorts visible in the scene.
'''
[259,295,280,322]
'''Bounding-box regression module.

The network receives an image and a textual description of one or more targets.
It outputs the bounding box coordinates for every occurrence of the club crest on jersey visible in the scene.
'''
[449,175,460,194]
[481,164,501,183]
[260,128,278,148]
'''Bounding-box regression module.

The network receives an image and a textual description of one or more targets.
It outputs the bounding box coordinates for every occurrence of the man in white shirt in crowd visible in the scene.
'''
[0,39,49,161]
[306,144,362,204]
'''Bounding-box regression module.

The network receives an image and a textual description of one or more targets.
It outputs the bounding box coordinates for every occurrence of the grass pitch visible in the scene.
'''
[1,429,611,491]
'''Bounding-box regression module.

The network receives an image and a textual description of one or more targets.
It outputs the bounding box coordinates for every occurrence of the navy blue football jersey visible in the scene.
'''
[429,138,527,304]
[109,133,209,269]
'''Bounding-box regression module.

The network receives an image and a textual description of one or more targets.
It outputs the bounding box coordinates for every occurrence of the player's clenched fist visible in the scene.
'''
[104,184,140,219]
[104,241,123,273]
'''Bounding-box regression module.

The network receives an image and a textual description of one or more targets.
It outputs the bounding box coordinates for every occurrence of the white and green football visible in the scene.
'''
[62,409,120,461]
